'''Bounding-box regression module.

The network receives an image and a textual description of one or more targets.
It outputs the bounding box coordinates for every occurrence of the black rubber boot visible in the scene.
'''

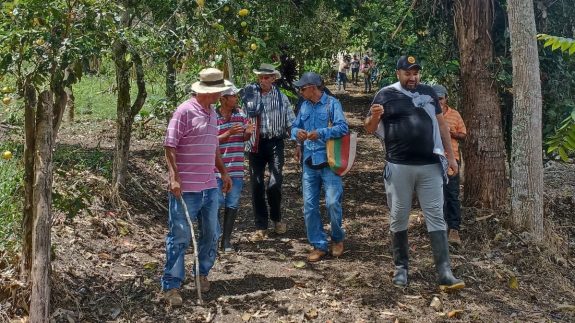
[221,207,238,252]
[391,230,409,287]
[429,230,465,291]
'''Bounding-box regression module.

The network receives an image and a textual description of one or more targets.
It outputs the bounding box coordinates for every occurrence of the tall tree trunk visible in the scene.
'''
[454,0,509,209]
[507,0,544,241]
[166,56,177,116]
[21,82,37,283]
[29,90,54,323]
[112,40,147,191]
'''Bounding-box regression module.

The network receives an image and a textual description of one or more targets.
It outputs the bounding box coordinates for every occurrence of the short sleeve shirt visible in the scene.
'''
[371,84,441,165]
[164,98,218,192]
[216,108,249,178]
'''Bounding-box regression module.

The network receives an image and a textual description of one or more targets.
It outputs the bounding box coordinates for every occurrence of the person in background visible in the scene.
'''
[336,55,350,92]
[364,55,464,291]
[432,84,467,246]
[242,63,296,241]
[361,57,373,93]
[162,68,233,306]
[350,55,360,86]
[216,85,254,252]
[291,72,349,262]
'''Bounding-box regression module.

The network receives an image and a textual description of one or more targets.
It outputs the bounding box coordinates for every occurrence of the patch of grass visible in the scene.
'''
[0,141,23,256]
[53,145,113,178]
[73,73,168,121]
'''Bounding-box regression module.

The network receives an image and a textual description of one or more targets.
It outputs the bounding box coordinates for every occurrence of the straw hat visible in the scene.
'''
[191,68,232,94]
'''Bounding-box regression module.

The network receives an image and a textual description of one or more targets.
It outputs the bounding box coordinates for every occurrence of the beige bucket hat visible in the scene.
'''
[191,68,232,94]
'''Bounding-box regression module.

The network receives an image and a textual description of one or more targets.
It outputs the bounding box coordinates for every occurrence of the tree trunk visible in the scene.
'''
[21,83,37,283]
[112,40,147,191]
[507,0,544,241]
[454,0,509,209]
[166,56,177,115]
[29,90,54,323]
[51,73,68,143]
[66,86,75,122]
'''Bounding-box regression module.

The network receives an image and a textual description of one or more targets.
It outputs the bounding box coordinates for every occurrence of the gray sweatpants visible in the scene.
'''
[384,162,447,233]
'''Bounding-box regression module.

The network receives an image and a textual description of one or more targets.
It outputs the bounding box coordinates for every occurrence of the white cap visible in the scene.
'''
[221,85,240,96]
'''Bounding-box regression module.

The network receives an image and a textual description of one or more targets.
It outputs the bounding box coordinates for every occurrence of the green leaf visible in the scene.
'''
[543,38,555,48]
[547,145,558,154]
[558,147,568,161]
[551,39,561,51]
[561,40,572,51]
[570,43,575,55]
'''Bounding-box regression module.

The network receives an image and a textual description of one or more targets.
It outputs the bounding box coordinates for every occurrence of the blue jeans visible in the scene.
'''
[217,177,244,209]
[302,163,344,252]
[443,161,462,230]
[161,189,220,291]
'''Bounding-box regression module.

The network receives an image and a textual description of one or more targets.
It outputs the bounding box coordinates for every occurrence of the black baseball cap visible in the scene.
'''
[396,55,422,70]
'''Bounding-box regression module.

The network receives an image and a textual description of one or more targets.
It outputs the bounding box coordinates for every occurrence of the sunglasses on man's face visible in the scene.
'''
[259,75,274,80]
[298,85,313,93]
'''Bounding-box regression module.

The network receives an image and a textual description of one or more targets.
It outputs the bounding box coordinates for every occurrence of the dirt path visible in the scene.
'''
[46,83,575,322]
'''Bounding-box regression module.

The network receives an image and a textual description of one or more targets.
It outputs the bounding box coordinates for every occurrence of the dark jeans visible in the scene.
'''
[351,68,359,83]
[249,137,285,230]
[443,161,461,230]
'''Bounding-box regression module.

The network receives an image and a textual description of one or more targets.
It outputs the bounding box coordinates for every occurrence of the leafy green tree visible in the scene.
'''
[537,34,575,161]
[0,0,115,319]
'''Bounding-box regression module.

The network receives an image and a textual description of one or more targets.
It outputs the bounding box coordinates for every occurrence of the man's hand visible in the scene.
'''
[370,104,384,118]
[306,130,319,141]
[294,145,302,163]
[447,157,459,176]
[227,124,244,136]
[221,174,232,193]
[169,176,182,198]
[245,121,254,135]
[296,129,308,141]
[365,104,384,134]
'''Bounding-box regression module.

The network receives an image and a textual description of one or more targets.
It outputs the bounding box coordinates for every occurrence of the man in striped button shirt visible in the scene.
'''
[162,68,233,306]
[242,63,296,241]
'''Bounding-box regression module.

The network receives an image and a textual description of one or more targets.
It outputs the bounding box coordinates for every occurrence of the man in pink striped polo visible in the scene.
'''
[161,68,233,306]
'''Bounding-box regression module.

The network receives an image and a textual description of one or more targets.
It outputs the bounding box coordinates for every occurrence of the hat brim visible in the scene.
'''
[253,69,281,79]
[191,79,233,94]
[293,80,320,88]
[398,64,422,70]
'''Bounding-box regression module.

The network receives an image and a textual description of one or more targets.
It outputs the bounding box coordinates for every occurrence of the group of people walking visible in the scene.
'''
[336,54,378,93]
[160,55,467,306]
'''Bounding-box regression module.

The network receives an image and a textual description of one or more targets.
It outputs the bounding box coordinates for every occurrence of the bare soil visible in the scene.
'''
[3,83,575,322]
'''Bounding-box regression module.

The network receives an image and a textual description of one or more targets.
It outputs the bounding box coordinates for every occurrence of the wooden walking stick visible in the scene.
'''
[179,196,203,305]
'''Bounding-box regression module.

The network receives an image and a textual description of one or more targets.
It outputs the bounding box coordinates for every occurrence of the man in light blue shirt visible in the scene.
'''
[291,72,349,262]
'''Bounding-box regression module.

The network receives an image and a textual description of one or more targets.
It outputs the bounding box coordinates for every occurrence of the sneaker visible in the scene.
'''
[330,241,344,257]
[164,288,182,306]
[307,249,327,262]
[199,276,210,293]
[448,229,462,246]
[273,221,287,234]
[250,229,267,242]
